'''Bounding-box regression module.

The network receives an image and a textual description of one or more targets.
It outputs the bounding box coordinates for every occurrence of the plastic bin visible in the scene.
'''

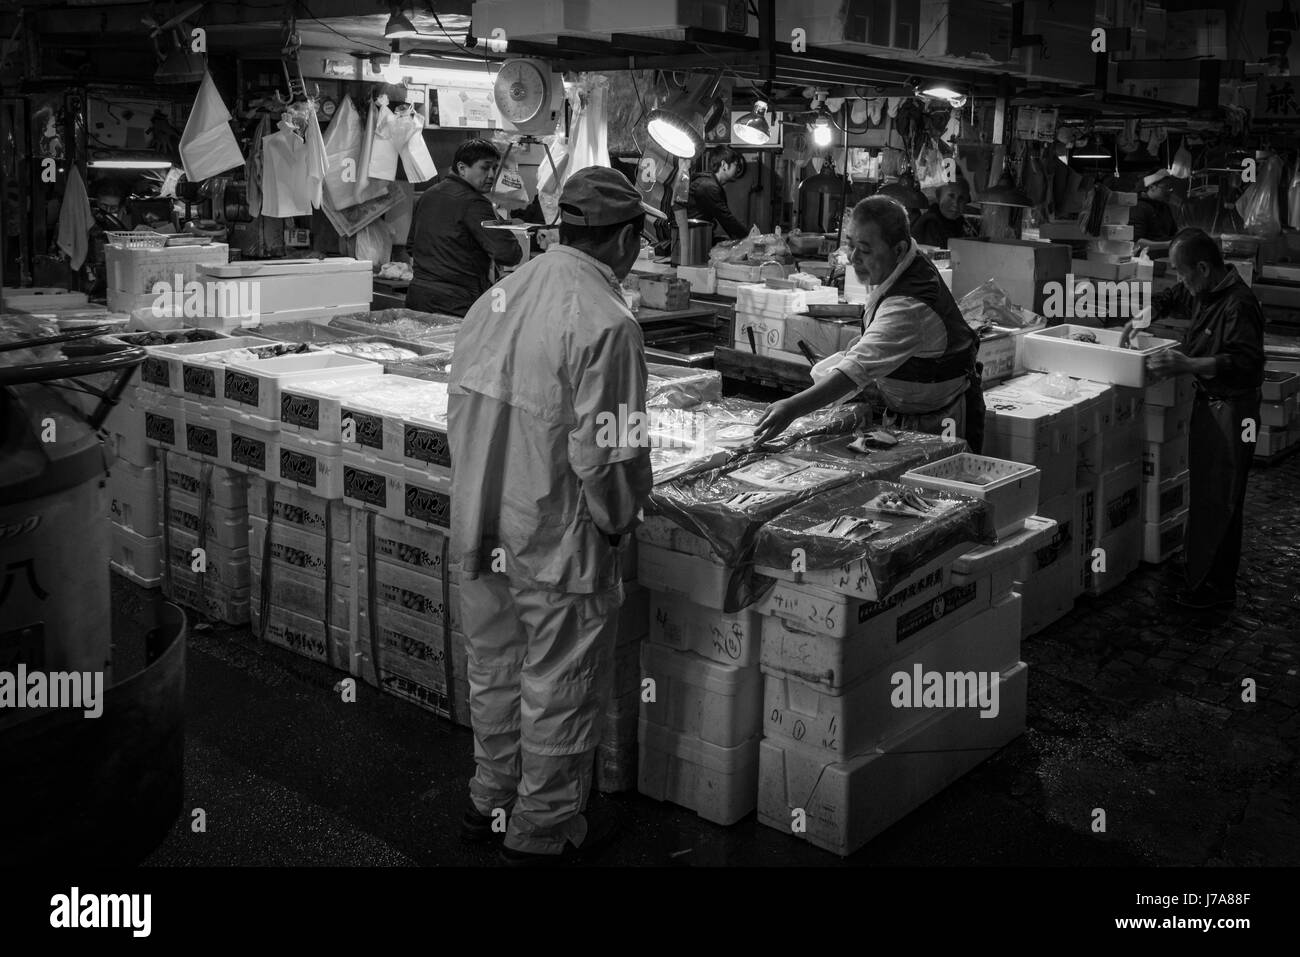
[1022,324,1177,388]
[901,453,1040,538]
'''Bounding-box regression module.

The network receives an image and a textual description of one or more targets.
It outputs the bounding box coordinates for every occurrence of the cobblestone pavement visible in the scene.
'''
[128,455,1299,867]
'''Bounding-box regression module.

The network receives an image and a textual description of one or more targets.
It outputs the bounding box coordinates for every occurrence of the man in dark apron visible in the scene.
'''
[754,195,984,451]
[1138,228,1265,609]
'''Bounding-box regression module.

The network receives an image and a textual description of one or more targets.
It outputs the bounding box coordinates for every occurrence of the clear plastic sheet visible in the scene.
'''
[780,430,967,479]
[0,314,61,366]
[752,478,994,599]
[957,279,1033,330]
[1236,153,1283,238]
[644,363,722,405]
[327,307,462,340]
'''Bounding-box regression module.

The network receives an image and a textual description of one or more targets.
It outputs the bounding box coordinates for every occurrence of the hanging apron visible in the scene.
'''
[1185,390,1259,588]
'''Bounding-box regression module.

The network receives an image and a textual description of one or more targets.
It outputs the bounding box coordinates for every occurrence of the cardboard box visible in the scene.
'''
[949,238,1072,314]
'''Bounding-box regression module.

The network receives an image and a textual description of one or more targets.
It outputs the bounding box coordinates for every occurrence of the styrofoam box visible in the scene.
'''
[762,593,1022,760]
[157,453,247,510]
[356,603,466,698]
[277,430,348,499]
[1076,424,1138,481]
[1143,402,1190,444]
[361,556,463,634]
[1023,324,1176,388]
[1084,522,1141,597]
[327,381,450,467]
[951,518,1056,597]
[167,575,251,626]
[1142,468,1189,525]
[340,449,452,528]
[110,557,162,589]
[198,258,373,323]
[648,593,760,667]
[103,392,154,469]
[757,662,1027,857]
[901,453,1041,538]
[105,242,230,299]
[178,400,229,464]
[390,407,451,473]
[1143,509,1188,564]
[2,287,88,310]
[756,536,974,604]
[245,556,351,624]
[1262,369,1300,403]
[982,386,1076,502]
[735,314,787,351]
[251,602,350,671]
[636,513,678,550]
[135,389,183,451]
[637,720,759,826]
[165,527,250,592]
[163,488,248,551]
[110,521,163,582]
[226,418,280,478]
[1095,461,1142,537]
[247,481,349,541]
[221,352,382,422]
[637,540,735,609]
[1142,435,1190,482]
[350,509,454,577]
[1255,425,1295,457]
[1144,373,1195,409]
[759,574,992,695]
[1010,372,1111,445]
[639,641,762,749]
[1014,515,1076,638]
[676,264,716,295]
[249,515,352,587]
[134,336,265,395]
[107,459,159,535]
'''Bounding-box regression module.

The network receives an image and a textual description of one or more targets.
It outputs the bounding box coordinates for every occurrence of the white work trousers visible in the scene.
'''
[460,572,623,855]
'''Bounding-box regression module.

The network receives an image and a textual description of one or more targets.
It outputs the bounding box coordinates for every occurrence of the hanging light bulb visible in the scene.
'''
[733,100,771,145]
[812,116,833,147]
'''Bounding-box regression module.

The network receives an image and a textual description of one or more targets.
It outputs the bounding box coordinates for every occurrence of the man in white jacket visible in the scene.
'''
[448,167,663,865]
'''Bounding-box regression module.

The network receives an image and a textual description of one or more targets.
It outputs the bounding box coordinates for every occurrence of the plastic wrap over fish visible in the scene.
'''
[752,478,994,599]
[781,430,966,479]
[649,451,862,566]
[645,362,723,405]
[328,307,462,341]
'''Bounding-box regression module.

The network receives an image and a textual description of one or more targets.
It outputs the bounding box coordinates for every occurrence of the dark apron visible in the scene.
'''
[1185,390,1259,589]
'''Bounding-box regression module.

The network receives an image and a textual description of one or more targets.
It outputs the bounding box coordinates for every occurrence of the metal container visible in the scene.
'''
[673,219,715,266]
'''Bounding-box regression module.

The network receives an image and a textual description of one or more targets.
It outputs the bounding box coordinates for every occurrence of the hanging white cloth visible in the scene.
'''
[56,166,92,269]
[179,71,244,182]
[260,118,320,217]
[564,73,609,181]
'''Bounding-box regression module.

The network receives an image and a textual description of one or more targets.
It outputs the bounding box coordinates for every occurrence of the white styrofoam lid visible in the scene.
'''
[200,258,371,277]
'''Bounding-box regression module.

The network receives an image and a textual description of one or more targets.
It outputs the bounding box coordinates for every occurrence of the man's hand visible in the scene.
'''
[1147,349,1190,378]
[1117,321,1138,350]
[754,399,799,446]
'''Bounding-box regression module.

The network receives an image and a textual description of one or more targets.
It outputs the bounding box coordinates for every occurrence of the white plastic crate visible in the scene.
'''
[762,593,1022,760]
[1022,324,1176,388]
[757,662,1028,857]
[648,593,761,667]
[164,532,250,593]
[132,335,260,397]
[1143,509,1188,564]
[277,431,348,499]
[901,453,1040,538]
[157,453,247,510]
[105,242,229,302]
[107,459,159,535]
[637,720,759,826]
[246,482,347,541]
[162,489,249,552]
[639,641,762,749]
[249,515,353,587]
[252,602,350,671]
[758,574,993,694]
[110,521,163,585]
[1141,468,1189,525]
[221,352,382,422]
[226,418,280,478]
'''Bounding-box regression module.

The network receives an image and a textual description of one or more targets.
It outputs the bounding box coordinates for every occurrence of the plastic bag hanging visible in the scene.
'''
[1287,161,1300,228]
[366,101,401,181]
[323,96,388,209]
[1236,152,1283,237]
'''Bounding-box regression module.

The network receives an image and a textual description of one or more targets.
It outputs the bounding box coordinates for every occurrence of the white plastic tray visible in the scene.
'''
[1023,324,1176,388]
[901,453,1041,537]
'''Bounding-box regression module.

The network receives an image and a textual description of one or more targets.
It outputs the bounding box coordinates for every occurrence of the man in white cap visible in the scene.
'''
[448,166,665,865]
[1132,168,1181,247]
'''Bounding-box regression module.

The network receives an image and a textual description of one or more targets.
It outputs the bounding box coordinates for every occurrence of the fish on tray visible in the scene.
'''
[865,488,939,518]
[846,429,899,454]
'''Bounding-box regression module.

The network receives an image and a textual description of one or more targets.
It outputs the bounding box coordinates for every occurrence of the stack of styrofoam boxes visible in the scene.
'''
[1075,379,1144,595]
[1258,366,1300,461]
[1140,374,1194,563]
[158,453,252,624]
[105,241,230,327]
[733,283,838,362]
[1086,192,1137,266]
[634,515,766,825]
[751,493,1028,857]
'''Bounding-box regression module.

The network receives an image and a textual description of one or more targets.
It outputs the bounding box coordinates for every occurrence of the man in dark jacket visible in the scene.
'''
[686,146,748,241]
[911,181,977,249]
[1125,227,1265,610]
[406,139,523,317]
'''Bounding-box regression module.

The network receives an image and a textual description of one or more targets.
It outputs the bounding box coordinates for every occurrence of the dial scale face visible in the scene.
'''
[495,59,549,126]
